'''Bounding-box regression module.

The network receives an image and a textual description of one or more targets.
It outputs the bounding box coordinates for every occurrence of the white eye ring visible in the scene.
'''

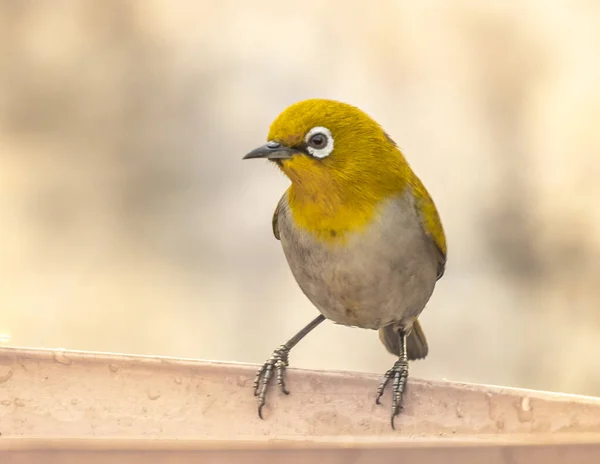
[305,126,334,159]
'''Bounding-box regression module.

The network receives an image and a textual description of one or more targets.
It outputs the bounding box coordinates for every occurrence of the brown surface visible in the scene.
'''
[2,440,600,464]
[2,346,600,439]
[1,346,600,461]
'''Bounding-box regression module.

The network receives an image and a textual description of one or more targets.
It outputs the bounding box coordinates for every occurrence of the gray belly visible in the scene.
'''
[277,193,440,330]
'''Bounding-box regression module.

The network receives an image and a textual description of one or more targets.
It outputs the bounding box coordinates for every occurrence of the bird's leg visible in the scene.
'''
[254,314,325,419]
[375,328,409,430]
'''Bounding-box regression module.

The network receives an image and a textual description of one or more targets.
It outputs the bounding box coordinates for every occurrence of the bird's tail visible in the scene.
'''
[378,319,428,361]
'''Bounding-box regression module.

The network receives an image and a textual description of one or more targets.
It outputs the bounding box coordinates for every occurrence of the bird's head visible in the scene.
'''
[244,99,409,199]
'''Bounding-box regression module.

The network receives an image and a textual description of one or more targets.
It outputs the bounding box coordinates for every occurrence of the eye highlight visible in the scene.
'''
[304,126,334,159]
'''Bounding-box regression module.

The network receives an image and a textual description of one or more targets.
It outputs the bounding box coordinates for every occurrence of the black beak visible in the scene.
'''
[243,141,298,160]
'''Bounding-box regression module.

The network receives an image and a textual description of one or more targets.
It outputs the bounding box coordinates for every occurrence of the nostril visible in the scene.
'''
[267,141,281,149]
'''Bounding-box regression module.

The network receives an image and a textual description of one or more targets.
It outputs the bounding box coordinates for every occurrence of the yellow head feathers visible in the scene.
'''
[266,99,410,197]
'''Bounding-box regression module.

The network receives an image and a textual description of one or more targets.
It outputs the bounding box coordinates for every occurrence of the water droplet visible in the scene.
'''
[108,364,120,373]
[0,367,13,384]
[53,349,73,365]
[173,376,182,384]
[517,397,534,422]
[14,398,25,407]
[147,389,161,400]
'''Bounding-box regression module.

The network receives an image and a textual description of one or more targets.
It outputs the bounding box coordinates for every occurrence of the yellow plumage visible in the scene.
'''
[268,99,445,255]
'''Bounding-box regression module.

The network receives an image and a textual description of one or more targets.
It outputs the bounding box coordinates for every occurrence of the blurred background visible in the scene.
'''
[1,0,599,397]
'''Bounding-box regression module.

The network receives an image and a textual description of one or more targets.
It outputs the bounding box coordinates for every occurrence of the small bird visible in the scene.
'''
[243,99,446,428]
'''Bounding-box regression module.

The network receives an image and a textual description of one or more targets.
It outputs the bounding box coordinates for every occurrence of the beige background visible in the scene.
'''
[1,1,599,397]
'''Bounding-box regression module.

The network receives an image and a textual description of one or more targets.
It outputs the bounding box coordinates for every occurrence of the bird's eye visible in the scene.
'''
[304,126,334,159]
[308,133,327,149]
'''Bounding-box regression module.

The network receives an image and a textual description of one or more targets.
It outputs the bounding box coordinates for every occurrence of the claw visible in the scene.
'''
[253,364,266,396]
[376,357,409,430]
[375,367,394,405]
[276,359,290,395]
[254,345,290,419]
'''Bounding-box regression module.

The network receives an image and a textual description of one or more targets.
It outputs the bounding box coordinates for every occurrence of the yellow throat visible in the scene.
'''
[282,156,408,243]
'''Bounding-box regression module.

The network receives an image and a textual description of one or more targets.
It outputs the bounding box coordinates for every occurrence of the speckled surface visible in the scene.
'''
[1,346,600,440]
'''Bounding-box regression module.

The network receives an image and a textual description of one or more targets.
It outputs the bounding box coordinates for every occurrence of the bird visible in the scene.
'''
[243,99,446,428]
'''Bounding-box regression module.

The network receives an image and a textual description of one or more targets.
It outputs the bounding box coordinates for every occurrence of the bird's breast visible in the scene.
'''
[276,192,439,330]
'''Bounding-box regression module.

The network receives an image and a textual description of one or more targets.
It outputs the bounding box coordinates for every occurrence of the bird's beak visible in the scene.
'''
[243,141,298,160]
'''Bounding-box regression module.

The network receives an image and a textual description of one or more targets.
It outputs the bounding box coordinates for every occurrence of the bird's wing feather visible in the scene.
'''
[410,175,447,279]
[272,194,285,241]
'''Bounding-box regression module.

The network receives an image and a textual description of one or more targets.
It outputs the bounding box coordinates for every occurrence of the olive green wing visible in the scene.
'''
[410,175,447,280]
[272,194,288,241]
[272,201,281,240]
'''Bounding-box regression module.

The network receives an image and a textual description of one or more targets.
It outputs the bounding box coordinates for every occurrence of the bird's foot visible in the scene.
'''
[253,344,290,419]
[375,357,409,429]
